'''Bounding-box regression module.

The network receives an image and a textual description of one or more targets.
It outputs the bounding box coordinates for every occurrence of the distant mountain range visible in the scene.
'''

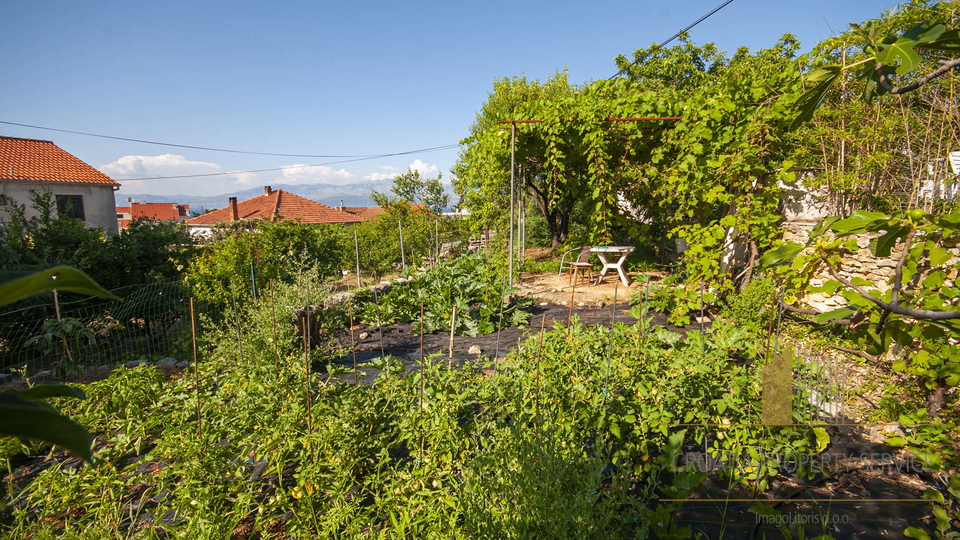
[116,180,457,213]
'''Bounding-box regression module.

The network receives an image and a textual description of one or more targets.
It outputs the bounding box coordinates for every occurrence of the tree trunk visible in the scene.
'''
[547,214,566,248]
[738,240,760,291]
[530,189,570,249]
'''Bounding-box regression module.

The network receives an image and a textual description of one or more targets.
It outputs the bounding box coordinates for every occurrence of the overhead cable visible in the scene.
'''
[0,119,394,158]
[117,144,461,181]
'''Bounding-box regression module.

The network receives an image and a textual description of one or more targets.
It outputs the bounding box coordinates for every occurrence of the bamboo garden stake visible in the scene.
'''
[189,298,202,438]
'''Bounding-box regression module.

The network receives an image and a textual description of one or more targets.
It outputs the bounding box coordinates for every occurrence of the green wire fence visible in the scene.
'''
[0,280,215,376]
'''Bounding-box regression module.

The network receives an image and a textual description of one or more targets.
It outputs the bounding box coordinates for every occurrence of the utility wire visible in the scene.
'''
[117,143,461,181]
[0,119,392,158]
[607,0,736,80]
[3,3,734,157]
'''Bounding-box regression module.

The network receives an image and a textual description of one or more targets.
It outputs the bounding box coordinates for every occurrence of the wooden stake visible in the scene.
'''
[52,289,75,366]
[353,229,362,288]
[372,287,386,358]
[419,300,425,456]
[302,318,312,432]
[448,305,457,369]
[567,277,578,332]
[398,220,406,272]
[249,221,261,298]
[190,298,202,438]
[270,280,279,368]
[535,314,546,432]
[493,275,508,375]
[637,316,643,361]
[508,122,515,287]
[349,302,359,386]
[230,279,244,364]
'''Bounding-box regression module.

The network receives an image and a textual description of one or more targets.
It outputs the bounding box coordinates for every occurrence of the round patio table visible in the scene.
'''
[590,246,635,286]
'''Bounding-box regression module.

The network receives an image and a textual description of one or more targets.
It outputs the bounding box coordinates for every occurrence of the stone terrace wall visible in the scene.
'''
[781,222,960,313]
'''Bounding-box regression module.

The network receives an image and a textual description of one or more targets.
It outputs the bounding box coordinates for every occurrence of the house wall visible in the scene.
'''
[779,174,832,224]
[0,181,119,234]
[186,224,213,239]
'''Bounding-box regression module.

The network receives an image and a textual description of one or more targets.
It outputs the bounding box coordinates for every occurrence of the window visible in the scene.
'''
[56,195,85,221]
[0,195,7,206]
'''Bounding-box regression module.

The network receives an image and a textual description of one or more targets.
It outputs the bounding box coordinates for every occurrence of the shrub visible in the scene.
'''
[185,220,346,308]
[362,251,532,335]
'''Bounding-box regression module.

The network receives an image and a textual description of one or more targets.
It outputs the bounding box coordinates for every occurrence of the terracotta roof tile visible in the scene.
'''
[184,189,362,226]
[0,136,118,185]
[130,202,188,221]
[342,206,387,221]
[116,206,131,213]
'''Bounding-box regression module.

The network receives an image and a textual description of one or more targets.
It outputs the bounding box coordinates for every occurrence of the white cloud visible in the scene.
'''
[225,171,258,185]
[104,153,453,198]
[363,172,399,181]
[101,154,229,195]
[409,159,438,176]
[276,164,356,185]
[100,154,220,177]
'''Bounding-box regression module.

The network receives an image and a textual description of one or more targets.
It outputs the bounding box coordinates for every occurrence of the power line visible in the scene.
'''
[0,119,391,158]
[116,144,461,181]
[608,0,736,80]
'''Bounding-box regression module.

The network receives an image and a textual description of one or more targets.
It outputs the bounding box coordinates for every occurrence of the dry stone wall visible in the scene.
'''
[781,222,960,312]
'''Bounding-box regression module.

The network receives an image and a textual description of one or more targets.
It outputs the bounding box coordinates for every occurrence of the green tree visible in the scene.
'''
[620,36,804,319]
[614,34,728,92]
[374,168,449,214]
[789,1,960,213]
[185,220,346,308]
[453,71,578,246]
[0,189,192,291]
[763,1,960,421]
[420,176,449,215]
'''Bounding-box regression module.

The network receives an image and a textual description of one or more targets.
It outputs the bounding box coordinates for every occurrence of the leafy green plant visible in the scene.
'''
[185,219,347,308]
[362,251,532,336]
[25,318,95,370]
[0,271,844,538]
[905,473,960,540]
[0,266,116,464]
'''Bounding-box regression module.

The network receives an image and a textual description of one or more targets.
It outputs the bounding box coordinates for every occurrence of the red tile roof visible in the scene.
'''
[341,206,386,221]
[0,136,118,185]
[130,202,189,221]
[116,203,189,229]
[184,189,362,226]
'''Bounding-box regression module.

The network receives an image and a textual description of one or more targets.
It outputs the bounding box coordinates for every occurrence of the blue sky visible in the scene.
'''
[0,0,893,197]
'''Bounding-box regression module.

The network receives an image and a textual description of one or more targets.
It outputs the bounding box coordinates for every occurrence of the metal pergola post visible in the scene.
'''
[509,122,516,288]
